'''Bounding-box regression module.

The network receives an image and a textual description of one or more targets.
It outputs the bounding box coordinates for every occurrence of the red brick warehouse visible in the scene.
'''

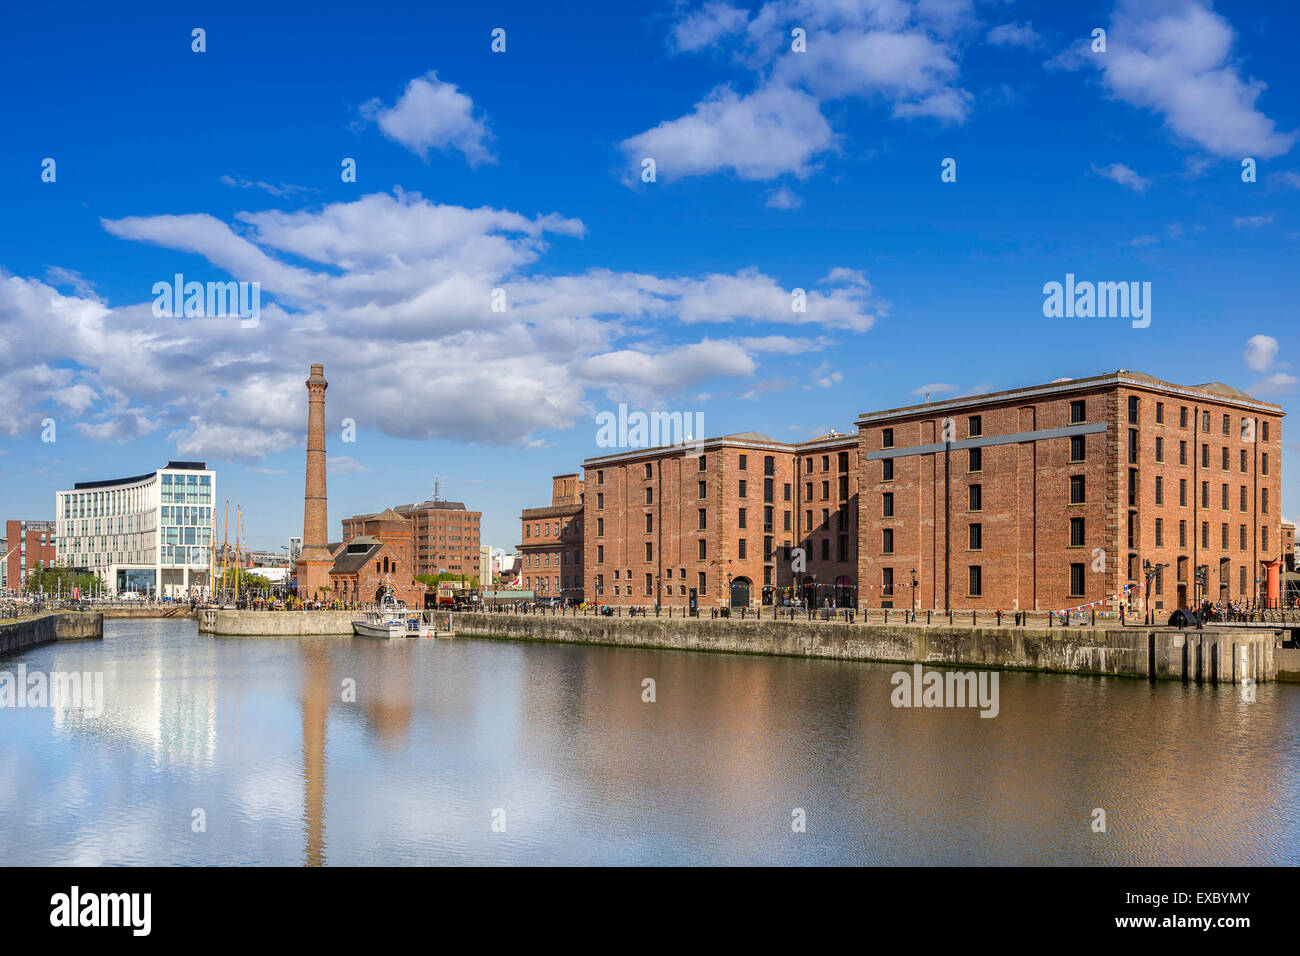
[857,370,1284,614]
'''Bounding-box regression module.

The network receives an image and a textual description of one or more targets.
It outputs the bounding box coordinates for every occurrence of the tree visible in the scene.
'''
[25,563,104,595]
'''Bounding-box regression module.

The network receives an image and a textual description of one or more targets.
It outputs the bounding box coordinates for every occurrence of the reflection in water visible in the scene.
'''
[1,619,1297,865]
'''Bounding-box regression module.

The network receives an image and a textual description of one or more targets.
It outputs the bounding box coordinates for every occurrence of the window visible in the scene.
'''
[1128,396,1139,424]
[698,455,706,471]
[1155,518,1163,547]
[764,479,774,503]
[645,573,652,594]
[882,492,894,517]
[968,484,982,512]
[645,487,653,505]
[1128,429,1138,464]
[698,571,706,591]
[784,483,791,501]
[764,455,775,476]
[1180,406,1188,428]
[1241,525,1247,550]
[1240,486,1247,511]
[805,482,813,500]
[737,539,747,560]
[1201,522,1209,548]
[1221,447,1229,470]
[882,568,894,596]
[838,535,849,563]
[1221,523,1229,549]
[1070,400,1085,423]
[1128,469,1138,507]
[1263,526,1269,551]
[644,463,652,479]
[1179,441,1187,465]
[969,523,982,550]
[1179,520,1187,548]
[1070,475,1085,505]
[882,529,894,554]
[645,542,653,561]
[597,493,604,510]
[968,566,982,597]
[969,447,982,472]
[1069,563,1085,597]
[882,428,894,448]
[645,513,653,533]
[597,545,604,563]
[1262,421,1269,442]
[1202,444,1209,468]
[698,509,707,530]
[784,511,791,531]
[738,455,747,471]
[1222,483,1229,510]
[969,415,982,437]
[597,470,605,485]
[1156,401,1164,423]
[1070,435,1085,462]
[738,508,749,530]
[1201,481,1209,508]
[1241,449,1247,473]
[1155,437,1164,462]
[1154,475,1163,505]
[738,480,747,498]
[1262,453,1269,476]
[821,480,829,500]
[882,458,894,481]
[1262,488,1269,514]
[697,539,706,560]
[1202,411,1210,431]
[821,539,830,560]
[1070,517,1084,547]
[698,480,707,499]
[1222,413,1230,436]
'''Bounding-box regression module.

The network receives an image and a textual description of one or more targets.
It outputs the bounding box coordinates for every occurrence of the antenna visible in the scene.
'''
[433,475,443,503]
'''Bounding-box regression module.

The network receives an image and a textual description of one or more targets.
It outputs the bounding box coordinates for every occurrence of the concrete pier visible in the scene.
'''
[0,613,103,656]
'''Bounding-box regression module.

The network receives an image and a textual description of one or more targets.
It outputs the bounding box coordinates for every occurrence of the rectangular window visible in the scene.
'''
[969,447,982,472]
[644,463,652,479]
[1241,449,1247,473]
[882,458,894,481]
[1070,435,1085,462]
[1222,483,1229,510]
[1128,429,1138,464]
[1222,413,1230,436]
[645,542,653,561]
[1240,486,1247,511]
[1262,453,1269,475]
[968,484,982,512]
[1240,525,1247,550]
[1155,401,1164,423]
[882,428,894,448]
[1202,444,1209,468]
[738,455,747,471]
[1154,475,1163,505]
[1180,406,1188,428]
[1203,411,1210,431]
[765,455,775,476]
[1262,421,1269,442]
[1070,475,1085,505]
[1179,520,1187,548]
[597,493,604,510]
[969,523,982,550]
[597,517,604,536]
[698,480,707,499]
[1201,481,1209,508]
[882,529,894,554]
[784,483,791,501]
[1222,447,1229,470]
[1128,396,1139,424]
[1070,517,1084,547]
[698,539,707,560]
[645,487,653,505]
[1202,522,1209,548]
[1070,563,1085,597]
[1221,523,1229,549]
[1155,518,1163,547]
[1262,488,1269,514]
[1070,399,1086,423]
[969,415,982,437]
[645,513,653,533]
[738,508,747,530]
[968,566,982,597]
[1179,441,1187,465]
[821,480,829,500]
[882,492,894,518]
[737,539,747,560]
[1155,437,1164,462]
[738,480,747,499]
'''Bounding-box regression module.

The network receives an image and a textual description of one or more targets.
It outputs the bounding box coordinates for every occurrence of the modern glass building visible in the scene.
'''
[55,461,216,597]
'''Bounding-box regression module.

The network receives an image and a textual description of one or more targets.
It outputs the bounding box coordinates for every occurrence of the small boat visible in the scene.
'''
[353,588,407,638]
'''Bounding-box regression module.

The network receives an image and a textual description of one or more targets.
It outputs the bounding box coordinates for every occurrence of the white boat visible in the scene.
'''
[353,589,407,638]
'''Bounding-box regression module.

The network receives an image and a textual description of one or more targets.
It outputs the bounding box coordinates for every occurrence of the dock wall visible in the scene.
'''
[0,613,104,656]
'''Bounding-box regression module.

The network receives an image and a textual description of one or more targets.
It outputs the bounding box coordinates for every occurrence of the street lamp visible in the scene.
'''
[910,568,918,612]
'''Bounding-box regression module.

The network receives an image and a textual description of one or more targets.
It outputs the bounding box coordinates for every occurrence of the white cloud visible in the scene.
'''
[327,455,370,474]
[1092,162,1151,192]
[765,186,803,209]
[219,175,312,198]
[624,0,974,183]
[1081,1,1296,159]
[359,71,494,165]
[44,267,98,299]
[1249,372,1298,394]
[1129,235,1159,246]
[987,22,1040,48]
[1234,214,1273,229]
[0,191,887,457]
[620,84,832,181]
[913,382,957,396]
[1244,334,1279,371]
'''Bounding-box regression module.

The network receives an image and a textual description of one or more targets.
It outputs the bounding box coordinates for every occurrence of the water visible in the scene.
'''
[1,618,1297,865]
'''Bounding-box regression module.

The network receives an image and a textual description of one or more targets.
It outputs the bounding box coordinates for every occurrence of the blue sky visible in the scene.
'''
[1,0,1297,553]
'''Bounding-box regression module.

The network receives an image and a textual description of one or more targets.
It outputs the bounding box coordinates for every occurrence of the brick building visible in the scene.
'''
[856,370,1284,614]
[343,499,482,579]
[583,433,809,609]
[3,519,57,591]
[519,474,585,600]
[328,507,426,606]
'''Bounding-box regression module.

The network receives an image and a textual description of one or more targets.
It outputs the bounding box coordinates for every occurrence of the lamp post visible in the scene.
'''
[910,568,918,613]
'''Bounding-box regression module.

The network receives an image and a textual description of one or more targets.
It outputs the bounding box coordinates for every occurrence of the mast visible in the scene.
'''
[235,504,241,601]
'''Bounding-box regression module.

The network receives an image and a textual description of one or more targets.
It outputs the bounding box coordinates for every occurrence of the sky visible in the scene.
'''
[1,0,1297,554]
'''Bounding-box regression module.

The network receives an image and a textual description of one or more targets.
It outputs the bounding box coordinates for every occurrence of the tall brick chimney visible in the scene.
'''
[296,363,333,598]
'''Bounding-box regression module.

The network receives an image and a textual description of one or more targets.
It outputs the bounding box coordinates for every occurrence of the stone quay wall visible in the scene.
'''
[0,613,104,656]
[455,612,1280,683]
